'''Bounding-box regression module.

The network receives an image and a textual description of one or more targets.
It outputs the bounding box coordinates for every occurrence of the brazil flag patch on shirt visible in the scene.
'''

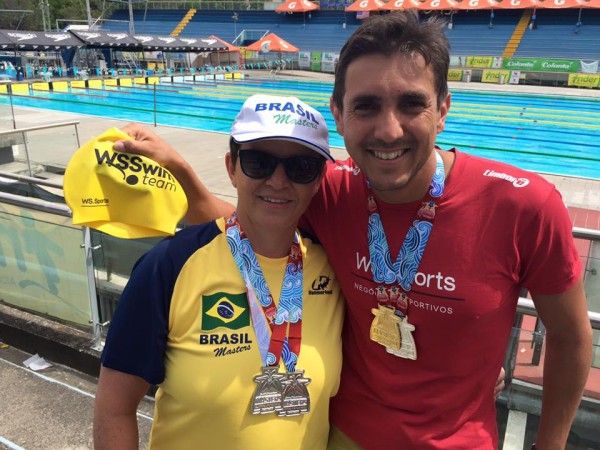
[201,292,250,331]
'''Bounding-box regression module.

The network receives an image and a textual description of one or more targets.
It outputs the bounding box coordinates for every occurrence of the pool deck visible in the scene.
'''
[4,69,600,216]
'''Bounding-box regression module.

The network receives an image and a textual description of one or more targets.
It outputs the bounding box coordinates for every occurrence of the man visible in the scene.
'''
[94,95,344,449]
[115,12,592,449]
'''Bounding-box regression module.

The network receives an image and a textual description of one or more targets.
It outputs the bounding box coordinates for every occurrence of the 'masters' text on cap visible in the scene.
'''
[230,94,333,162]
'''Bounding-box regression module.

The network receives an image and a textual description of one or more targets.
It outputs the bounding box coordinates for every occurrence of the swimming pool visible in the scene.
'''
[3,77,599,179]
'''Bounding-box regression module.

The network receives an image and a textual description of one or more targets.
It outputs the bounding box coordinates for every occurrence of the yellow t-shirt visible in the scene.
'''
[101,218,344,449]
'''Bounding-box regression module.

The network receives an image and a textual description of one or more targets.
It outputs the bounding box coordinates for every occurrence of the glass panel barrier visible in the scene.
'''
[501,309,600,449]
[0,94,15,131]
[89,229,163,330]
[0,201,93,328]
[21,126,80,171]
[585,242,600,370]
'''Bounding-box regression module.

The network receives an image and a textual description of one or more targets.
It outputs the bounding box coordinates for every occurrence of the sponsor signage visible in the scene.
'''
[568,73,600,88]
[465,56,494,68]
[502,58,580,73]
[447,69,463,82]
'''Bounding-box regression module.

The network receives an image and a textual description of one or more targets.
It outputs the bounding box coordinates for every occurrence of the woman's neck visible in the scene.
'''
[236,217,296,259]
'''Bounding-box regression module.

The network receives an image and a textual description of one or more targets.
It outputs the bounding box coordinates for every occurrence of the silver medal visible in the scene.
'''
[277,370,311,417]
[251,366,285,414]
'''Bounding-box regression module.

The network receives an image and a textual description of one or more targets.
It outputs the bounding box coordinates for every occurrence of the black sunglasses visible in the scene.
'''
[238,149,325,184]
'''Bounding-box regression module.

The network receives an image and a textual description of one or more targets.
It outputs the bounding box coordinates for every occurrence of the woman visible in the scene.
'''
[93,94,344,449]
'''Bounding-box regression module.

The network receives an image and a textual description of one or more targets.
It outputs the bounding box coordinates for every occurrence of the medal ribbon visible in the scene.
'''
[367,151,445,316]
[225,213,303,373]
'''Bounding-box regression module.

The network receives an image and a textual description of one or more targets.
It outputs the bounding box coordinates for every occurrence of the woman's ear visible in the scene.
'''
[225,152,237,188]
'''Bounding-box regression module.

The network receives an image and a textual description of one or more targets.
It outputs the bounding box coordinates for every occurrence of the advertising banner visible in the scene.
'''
[311,51,322,72]
[447,69,463,82]
[481,69,512,84]
[502,58,580,73]
[465,56,494,68]
[568,73,600,88]
[321,52,338,73]
[298,51,311,70]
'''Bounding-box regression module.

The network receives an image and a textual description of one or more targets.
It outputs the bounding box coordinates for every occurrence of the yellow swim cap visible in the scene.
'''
[64,128,188,239]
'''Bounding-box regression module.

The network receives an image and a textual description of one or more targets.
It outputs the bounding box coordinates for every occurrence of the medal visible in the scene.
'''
[386,316,417,360]
[226,213,309,416]
[251,366,285,414]
[366,151,446,360]
[278,370,311,416]
[370,304,401,351]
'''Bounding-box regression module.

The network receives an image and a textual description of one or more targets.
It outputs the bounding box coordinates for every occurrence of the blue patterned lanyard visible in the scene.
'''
[367,151,445,316]
[225,213,304,373]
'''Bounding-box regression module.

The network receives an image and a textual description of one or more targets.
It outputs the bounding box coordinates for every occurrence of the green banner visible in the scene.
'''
[311,51,322,72]
[502,58,580,73]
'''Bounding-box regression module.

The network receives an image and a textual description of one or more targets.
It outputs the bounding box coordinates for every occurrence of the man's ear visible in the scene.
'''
[225,152,237,188]
[330,97,344,137]
[436,93,451,134]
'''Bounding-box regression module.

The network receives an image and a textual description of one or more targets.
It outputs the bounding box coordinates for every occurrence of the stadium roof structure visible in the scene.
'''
[382,0,600,8]
[133,34,226,52]
[0,29,227,53]
[0,30,84,50]
[69,30,144,48]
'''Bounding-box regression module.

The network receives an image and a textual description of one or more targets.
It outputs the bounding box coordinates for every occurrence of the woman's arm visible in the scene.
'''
[94,365,152,450]
[115,123,235,225]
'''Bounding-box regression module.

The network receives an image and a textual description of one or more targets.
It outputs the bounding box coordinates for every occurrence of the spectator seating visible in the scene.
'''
[516,8,600,59]
[102,8,600,58]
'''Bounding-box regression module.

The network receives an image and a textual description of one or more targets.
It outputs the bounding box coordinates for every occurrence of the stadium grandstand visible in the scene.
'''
[0,0,599,87]
[99,0,600,58]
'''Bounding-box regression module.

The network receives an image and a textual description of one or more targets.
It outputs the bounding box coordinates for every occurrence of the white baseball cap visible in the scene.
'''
[231,94,333,162]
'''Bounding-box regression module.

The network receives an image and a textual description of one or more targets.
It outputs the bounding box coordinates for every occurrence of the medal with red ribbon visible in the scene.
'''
[225,213,310,416]
[367,151,445,360]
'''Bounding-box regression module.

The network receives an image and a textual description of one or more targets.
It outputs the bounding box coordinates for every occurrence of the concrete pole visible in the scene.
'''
[128,0,135,34]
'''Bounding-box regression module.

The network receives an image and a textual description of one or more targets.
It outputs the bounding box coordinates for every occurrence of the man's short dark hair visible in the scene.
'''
[332,11,450,111]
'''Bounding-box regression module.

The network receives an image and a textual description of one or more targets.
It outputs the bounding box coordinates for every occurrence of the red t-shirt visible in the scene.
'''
[301,149,581,449]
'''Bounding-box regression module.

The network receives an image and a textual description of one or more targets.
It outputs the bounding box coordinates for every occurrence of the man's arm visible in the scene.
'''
[94,365,151,450]
[531,279,592,449]
[114,123,235,224]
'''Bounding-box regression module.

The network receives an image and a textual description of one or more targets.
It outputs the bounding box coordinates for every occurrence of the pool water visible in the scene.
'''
[3,77,599,179]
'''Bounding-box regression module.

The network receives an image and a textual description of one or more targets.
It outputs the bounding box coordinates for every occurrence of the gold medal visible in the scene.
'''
[370,304,401,351]
[386,316,417,360]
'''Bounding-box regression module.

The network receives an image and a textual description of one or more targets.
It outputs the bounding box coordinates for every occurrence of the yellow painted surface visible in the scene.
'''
[53,81,69,91]
[104,79,118,86]
[32,82,50,91]
[120,78,133,87]
[147,76,159,85]
[0,85,7,94]
[568,73,600,88]
[10,83,30,93]
[447,70,463,82]
[71,80,86,89]
[134,77,147,84]
[88,79,102,89]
